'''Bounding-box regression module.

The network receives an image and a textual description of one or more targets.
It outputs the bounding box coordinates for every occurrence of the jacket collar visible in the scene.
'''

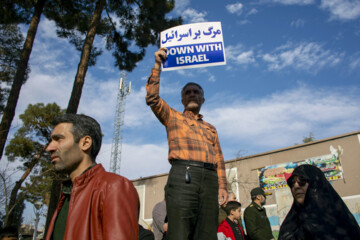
[251,201,265,211]
[72,164,104,186]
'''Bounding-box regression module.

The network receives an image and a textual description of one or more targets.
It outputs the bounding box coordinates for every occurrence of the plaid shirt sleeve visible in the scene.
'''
[145,68,171,126]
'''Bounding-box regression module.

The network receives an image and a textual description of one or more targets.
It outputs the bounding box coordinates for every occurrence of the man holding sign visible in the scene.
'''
[146,48,228,240]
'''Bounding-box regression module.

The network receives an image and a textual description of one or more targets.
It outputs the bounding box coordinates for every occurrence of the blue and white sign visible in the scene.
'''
[160,22,226,71]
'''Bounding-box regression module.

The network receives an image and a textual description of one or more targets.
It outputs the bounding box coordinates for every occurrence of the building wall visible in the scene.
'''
[132,131,360,228]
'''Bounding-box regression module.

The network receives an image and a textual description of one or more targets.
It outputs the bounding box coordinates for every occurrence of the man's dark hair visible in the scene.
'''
[181,82,204,98]
[224,201,242,216]
[52,114,102,160]
[0,226,18,238]
[250,187,265,201]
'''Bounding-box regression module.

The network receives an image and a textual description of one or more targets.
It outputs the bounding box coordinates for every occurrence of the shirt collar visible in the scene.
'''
[184,110,203,120]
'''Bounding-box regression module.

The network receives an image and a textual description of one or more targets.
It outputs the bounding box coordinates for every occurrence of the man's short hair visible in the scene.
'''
[0,226,18,239]
[52,114,102,160]
[250,187,271,200]
[224,201,242,216]
[181,82,204,98]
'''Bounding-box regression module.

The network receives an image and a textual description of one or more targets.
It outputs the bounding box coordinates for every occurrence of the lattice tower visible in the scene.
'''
[110,72,131,174]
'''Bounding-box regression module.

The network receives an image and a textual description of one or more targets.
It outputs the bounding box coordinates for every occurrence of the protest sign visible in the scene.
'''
[160,22,226,71]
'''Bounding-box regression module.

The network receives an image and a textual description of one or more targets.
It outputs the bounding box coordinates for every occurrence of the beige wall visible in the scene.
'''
[133,131,360,226]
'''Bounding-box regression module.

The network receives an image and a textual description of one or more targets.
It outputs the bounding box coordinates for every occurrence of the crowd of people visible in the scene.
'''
[1,48,360,240]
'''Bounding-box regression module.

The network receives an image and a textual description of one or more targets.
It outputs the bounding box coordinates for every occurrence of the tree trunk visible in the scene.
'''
[4,148,44,227]
[66,0,106,114]
[0,0,46,161]
[45,0,106,234]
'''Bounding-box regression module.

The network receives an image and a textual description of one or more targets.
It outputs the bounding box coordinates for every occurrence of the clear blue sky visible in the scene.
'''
[2,1,360,224]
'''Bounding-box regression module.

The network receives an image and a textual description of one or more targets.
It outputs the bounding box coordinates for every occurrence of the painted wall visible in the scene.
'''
[132,131,360,230]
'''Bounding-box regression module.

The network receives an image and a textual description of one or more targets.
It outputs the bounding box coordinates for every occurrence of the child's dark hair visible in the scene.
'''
[0,226,18,238]
[224,201,242,215]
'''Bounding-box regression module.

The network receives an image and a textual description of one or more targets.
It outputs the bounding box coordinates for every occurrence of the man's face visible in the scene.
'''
[258,194,266,206]
[181,85,204,112]
[46,123,84,176]
[290,176,309,205]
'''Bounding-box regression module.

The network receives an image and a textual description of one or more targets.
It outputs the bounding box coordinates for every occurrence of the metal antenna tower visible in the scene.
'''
[110,72,131,174]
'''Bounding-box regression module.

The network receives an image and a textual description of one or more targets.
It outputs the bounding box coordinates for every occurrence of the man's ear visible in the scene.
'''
[79,136,92,152]
[202,97,205,104]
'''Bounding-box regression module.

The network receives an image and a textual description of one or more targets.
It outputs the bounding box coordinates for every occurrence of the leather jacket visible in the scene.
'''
[45,164,139,239]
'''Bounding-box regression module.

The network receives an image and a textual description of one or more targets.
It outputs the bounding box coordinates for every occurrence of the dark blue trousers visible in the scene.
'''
[165,162,219,240]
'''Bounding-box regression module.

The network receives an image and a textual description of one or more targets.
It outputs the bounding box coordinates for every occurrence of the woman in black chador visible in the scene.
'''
[278,164,360,240]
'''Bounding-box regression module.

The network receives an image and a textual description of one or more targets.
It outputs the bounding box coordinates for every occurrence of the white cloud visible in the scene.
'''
[174,0,190,12]
[320,0,360,21]
[226,44,256,66]
[271,0,314,5]
[226,3,244,15]
[262,42,344,72]
[204,85,360,149]
[174,0,207,23]
[123,86,155,127]
[78,75,119,122]
[37,18,60,40]
[96,142,170,180]
[291,19,305,28]
[247,8,259,16]
[208,74,216,82]
[349,51,360,70]
[181,8,207,23]
[236,51,255,64]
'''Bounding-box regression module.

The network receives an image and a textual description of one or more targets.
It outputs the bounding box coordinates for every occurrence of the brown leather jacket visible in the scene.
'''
[45,164,139,240]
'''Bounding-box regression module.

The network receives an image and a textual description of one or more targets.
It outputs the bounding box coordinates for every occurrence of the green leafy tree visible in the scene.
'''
[0,24,30,114]
[303,132,315,143]
[8,197,25,228]
[43,0,182,113]
[0,0,46,162]
[22,159,58,207]
[44,0,182,230]
[3,103,64,227]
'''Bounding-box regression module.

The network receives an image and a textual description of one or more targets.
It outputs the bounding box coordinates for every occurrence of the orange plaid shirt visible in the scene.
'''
[146,68,227,190]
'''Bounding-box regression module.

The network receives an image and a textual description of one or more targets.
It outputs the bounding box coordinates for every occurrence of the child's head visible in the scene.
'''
[224,201,242,220]
[0,226,18,240]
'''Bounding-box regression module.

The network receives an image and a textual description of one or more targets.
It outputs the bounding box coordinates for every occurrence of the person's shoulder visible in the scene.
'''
[218,219,226,227]
[103,171,131,182]
[245,203,255,209]
[218,219,230,231]
[244,204,257,214]
[97,169,135,189]
[201,119,217,131]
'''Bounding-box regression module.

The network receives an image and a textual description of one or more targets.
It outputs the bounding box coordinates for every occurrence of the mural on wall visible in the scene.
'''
[258,145,344,191]
[226,167,239,199]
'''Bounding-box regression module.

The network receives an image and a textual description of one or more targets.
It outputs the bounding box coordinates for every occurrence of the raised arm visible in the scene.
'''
[145,48,172,126]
